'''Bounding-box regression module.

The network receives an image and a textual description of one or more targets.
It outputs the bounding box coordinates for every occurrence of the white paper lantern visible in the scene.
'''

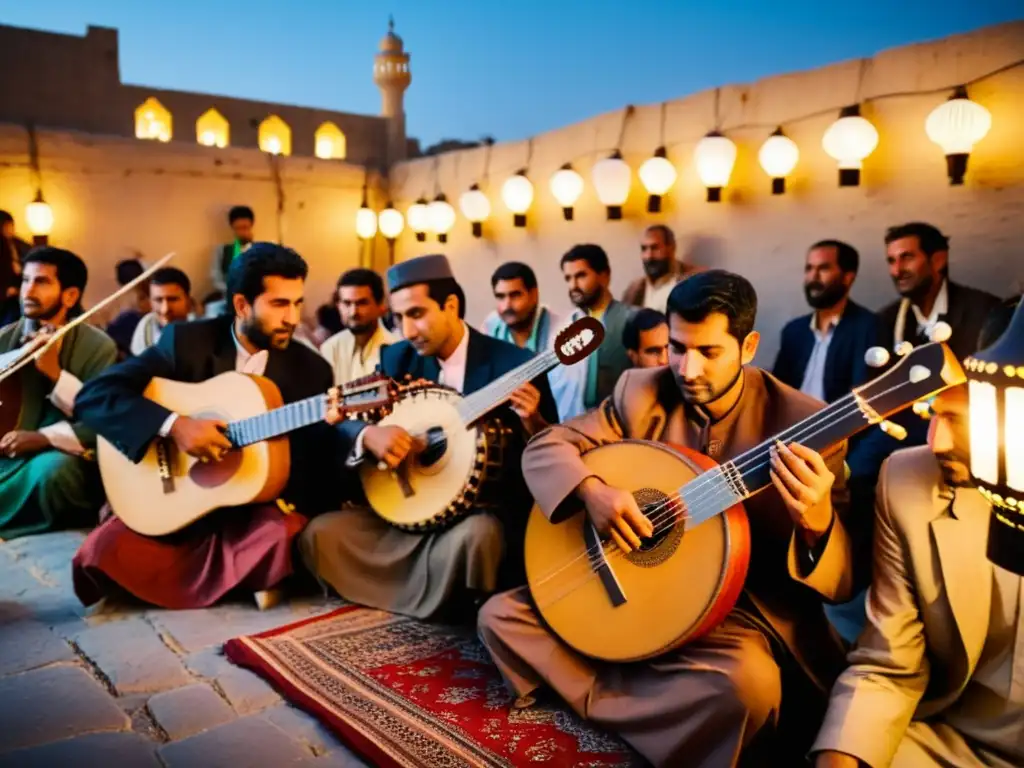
[591,150,631,219]
[459,184,490,237]
[822,105,879,186]
[550,164,584,220]
[925,87,992,185]
[758,129,799,195]
[378,204,404,240]
[407,197,430,241]
[693,131,737,202]
[638,147,676,212]
[26,193,53,238]
[355,206,377,240]
[501,171,534,227]
[428,194,456,243]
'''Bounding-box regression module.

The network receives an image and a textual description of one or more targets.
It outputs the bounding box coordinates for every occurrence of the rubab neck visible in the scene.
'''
[458,349,558,426]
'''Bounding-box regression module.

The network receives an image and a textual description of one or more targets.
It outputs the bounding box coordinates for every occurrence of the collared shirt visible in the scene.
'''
[799,313,839,402]
[438,322,470,393]
[320,322,396,386]
[483,306,561,354]
[129,311,198,356]
[894,278,949,345]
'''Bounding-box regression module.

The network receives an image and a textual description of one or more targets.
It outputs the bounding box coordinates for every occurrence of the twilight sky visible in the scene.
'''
[1,0,1020,148]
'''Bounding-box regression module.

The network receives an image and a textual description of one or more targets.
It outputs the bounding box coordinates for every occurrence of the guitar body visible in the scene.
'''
[524,440,750,663]
[98,372,290,536]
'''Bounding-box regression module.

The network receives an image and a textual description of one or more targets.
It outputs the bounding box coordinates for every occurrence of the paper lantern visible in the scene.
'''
[550,164,584,220]
[758,128,799,195]
[378,204,404,240]
[459,184,490,237]
[26,192,53,243]
[501,171,534,227]
[965,299,1024,575]
[693,131,737,202]
[428,193,456,243]
[407,197,430,242]
[638,147,677,212]
[591,150,631,220]
[822,105,878,187]
[925,86,992,185]
[355,206,377,240]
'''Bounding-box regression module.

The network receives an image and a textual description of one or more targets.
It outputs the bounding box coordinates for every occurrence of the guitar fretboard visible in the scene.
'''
[226,395,327,447]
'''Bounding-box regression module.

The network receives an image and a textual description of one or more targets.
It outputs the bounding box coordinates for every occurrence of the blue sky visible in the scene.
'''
[2,1,1020,147]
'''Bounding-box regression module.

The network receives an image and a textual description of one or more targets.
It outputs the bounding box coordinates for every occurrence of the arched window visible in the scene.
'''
[314,121,347,160]
[196,108,229,148]
[258,115,292,156]
[134,97,172,142]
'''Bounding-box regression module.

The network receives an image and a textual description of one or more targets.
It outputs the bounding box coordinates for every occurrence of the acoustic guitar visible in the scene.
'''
[524,340,966,662]
[98,372,393,536]
[361,317,605,533]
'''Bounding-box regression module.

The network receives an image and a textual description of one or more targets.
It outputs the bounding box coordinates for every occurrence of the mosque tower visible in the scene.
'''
[373,16,411,163]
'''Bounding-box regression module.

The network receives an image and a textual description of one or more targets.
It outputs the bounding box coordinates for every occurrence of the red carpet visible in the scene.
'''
[224,605,642,767]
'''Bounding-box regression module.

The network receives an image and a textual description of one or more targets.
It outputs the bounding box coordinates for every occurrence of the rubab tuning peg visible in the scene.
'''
[929,321,952,344]
[879,420,908,440]
[912,400,934,420]
[894,341,915,357]
[864,347,890,369]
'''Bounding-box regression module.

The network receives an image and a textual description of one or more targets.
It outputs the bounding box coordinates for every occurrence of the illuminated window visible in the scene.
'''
[258,115,292,156]
[196,108,229,148]
[134,97,172,142]
[314,121,347,160]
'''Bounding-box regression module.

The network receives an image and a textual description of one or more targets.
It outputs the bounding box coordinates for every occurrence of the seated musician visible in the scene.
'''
[70,243,366,610]
[299,253,559,621]
[478,269,861,767]
[0,247,117,538]
[813,299,1021,768]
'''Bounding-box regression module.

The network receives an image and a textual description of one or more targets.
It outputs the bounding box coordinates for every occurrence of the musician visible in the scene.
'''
[0,247,117,539]
[812,301,1020,768]
[478,269,858,767]
[319,268,396,385]
[299,253,559,621]
[70,243,366,610]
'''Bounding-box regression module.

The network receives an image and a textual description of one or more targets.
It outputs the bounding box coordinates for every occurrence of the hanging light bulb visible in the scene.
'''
[407,197,430,242]
[925,85,992,186]
[550,163,584,221]
[693,131,737,202]
[501,170,533,228]
[591,150,631,220]
[355,206,377,240]
[428,193,456,243]
[638,147,677,213]
[822,105,878,187]
[26,190,54,245]
[758,128,799,195]
[459,184,490,238]
[378,203,404,240]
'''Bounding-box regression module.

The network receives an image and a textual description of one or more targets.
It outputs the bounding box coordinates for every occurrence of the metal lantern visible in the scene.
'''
[925,86,992,185]
[591,150,631,220]
[638,147,677,212]
[965,299,1024,575]
[428,193,456,243]
[693,131,736,202]
[550,164,584,220]
[378,204,404,240]
[407,197,430,242]
[501,171,534,228]
[822,105,878,187]
[459,184,490,238]
[758,128,799,195]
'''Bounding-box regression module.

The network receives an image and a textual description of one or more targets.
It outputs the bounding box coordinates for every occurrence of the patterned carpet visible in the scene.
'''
[224,605,643,767]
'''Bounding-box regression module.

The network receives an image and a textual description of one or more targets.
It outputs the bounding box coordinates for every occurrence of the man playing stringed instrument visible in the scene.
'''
[71,243,367,610]
[479,270,863,767]
[300,253,559,621]
[0,247,118,539]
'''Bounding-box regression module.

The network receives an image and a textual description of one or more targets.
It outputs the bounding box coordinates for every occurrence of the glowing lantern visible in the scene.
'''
[591,150,631,220]
[925,86,992,185]
[428,193,456,243]
[501,171,534,228]
[638,147,677,212]
[407,197,430,242]
[378,204,404,240]
[459,184,490,238]
[822,105,878,187]
[26,191,53,244]
[693,131,737,202]
[758,128,799,195]
[550,164,584,221]
[355,206,377,240]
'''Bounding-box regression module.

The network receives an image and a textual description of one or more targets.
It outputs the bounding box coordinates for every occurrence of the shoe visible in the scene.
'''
[254,588,285,611]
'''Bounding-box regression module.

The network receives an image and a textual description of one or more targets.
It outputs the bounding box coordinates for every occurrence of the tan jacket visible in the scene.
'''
[522,365,859,689]
[812,445,994,767]
[620,262,704,308]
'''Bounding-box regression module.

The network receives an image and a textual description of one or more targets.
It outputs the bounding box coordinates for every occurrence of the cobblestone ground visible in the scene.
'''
[0,531,369,767]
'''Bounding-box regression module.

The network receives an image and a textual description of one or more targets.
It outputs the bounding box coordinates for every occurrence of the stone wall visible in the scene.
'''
[387,21,1024,366]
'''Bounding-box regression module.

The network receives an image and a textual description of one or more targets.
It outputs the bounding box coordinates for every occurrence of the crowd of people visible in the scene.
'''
[0,204,1021,766]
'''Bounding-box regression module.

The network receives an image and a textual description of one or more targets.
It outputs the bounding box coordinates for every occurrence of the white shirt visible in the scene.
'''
[320,323,396,386]
[799,313,839,402]
[438,322,470,393]
[894,278,949,345]
[643,276,677,313]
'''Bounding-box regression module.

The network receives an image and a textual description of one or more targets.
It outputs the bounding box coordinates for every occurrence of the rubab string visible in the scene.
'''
[529,376,921,604]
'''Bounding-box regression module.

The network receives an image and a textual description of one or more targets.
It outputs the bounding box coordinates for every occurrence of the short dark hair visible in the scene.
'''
[316,303,344,335]
[337,268,385,304]
[978,295,1021,350]
[226,242,307,307]
[665,269,758,342]
[425,278,466,320]
[23,247,89,314]
[229,205,254,224]
[115,258,145,286]
[0,210,12,227]
[809,239,859,273]
[491,261,537,291]
[622,308,667,351]
[150,266,191,296]
[884,222,949,255]
[644,224,675,247]
[560,244,610,274]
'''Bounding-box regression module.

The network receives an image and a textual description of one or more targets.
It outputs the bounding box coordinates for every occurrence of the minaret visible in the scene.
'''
[374,16,411,163]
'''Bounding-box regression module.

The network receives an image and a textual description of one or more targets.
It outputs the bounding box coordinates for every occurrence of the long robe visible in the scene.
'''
[0,319,117,538]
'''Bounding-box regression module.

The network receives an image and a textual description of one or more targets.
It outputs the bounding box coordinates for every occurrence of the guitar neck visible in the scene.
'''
[226,393,327,447]
[458,349,559,425]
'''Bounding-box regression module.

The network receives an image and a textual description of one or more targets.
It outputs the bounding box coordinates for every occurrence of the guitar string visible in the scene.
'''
[527,375,922,596]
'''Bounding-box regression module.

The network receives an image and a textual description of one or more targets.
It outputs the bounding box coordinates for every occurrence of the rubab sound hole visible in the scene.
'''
[626,487,684,567]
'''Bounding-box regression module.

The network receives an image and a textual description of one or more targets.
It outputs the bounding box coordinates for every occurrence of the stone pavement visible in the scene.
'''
[0,530,370,767]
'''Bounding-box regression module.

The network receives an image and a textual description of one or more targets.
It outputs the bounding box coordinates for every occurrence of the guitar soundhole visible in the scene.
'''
[188,448,243,488]
[627,487,685,567]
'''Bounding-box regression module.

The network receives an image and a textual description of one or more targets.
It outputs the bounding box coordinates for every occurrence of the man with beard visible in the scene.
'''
[129,267,195,355]
[479,270,858,767]
[812,299,1021,768]
[560,244,634,419]
[320,268,396,385]
[0,248,117,538]
[70,243,366,610]
[621,225,703,310]
[622,307,669,368]
[773,240,878,403]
